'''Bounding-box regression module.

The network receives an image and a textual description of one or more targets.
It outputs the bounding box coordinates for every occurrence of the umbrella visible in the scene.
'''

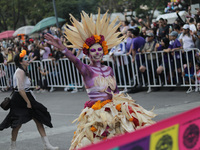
[0,30,15,40]
[30,16,65,34]
[13,26,34,37]
[29,33,39,38]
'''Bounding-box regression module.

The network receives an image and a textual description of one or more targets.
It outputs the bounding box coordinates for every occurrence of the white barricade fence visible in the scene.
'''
[0,61,41,90]
[1,48,199,93]
[0,63,8,90]
[28,61,42,88]
[0,62,16,90]
[41,58,83,92]
[134,48,200,93]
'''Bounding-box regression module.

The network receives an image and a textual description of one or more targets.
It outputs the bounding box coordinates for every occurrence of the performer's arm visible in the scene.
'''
[44,33,87,76]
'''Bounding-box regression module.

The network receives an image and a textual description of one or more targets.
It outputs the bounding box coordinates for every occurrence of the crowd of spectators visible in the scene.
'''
[111,7,200,91]
[0,6,200,92]
[164,0,189,13]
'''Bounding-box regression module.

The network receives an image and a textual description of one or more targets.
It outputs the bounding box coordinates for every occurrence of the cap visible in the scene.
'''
[29,39,34,42]
[146,32,154,37]
[169,31,178,37]
[183,24,190,29]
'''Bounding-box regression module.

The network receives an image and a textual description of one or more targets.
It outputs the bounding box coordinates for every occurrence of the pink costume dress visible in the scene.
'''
[61,48,156,150]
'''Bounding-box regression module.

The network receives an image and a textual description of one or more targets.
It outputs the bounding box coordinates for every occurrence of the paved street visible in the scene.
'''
[0,89,200,150]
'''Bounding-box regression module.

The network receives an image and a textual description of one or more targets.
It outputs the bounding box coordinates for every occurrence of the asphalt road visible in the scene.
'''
[0,89,200,150]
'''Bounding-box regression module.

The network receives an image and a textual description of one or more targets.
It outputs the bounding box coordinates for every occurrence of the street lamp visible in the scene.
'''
[52,0,59,28]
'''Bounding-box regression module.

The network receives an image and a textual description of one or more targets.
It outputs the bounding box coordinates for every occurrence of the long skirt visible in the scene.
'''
[69,93,156,150]
[0,91,53,130]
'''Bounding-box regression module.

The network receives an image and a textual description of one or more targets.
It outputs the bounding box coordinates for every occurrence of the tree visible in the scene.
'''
[55,0,98,23]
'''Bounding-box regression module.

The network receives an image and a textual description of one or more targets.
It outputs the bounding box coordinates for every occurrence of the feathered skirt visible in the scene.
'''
[70,93,156,150]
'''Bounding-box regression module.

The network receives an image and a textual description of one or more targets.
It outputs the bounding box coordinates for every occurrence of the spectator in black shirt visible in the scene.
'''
[30,44,40,62]
[0,47,4,63]
[195,9,200,23]
[52,47,64,61]
[158,18,169,41]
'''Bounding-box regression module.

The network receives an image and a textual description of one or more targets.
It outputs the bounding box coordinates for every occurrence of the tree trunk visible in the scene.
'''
[0,12,8,30]
[150,1,160,24]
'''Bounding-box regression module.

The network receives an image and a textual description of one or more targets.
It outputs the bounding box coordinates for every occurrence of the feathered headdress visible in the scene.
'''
[64,8,124,55]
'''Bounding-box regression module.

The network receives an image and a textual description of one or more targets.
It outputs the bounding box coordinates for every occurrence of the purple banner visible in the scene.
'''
[119,136,150,150]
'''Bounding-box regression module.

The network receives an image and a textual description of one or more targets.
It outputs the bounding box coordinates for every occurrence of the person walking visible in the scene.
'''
[0,50,58,150]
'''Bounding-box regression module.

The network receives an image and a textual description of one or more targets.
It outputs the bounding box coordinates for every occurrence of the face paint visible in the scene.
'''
[89,44,103,62]
[23,55,29,61]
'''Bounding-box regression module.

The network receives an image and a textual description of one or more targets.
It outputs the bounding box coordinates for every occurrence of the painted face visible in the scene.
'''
[20,55,29,67]
[89,43,103,62]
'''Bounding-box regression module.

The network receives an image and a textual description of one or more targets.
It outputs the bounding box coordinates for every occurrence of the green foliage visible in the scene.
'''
[56,0,98,23]
[0,0,194,32]
[0,0,54,31]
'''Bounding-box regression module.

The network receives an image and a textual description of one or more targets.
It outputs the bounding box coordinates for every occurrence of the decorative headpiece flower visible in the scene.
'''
[19,50,27,58]
[64,8,124,55]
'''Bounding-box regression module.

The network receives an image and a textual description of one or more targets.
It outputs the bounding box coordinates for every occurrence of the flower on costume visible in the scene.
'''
[19,50,27,58]
[93,35,101,43]
[116,104,121,112]
[90,126,97,132]
[91,99,112,110]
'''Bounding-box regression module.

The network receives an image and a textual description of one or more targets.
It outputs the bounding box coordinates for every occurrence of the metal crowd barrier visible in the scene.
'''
[134,48,200,93]
[0,48,199,93]
[41,58,83,92]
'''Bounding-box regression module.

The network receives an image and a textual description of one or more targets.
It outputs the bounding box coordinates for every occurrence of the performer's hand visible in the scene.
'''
[44,33,66,50]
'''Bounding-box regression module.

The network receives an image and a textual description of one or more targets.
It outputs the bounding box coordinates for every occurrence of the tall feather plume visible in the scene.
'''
[95,8,101,35]
[101,17,110,36]
[81,13,92,37]
[64,27,84,47]
[99,10,108,34]
[105,16,119,37]
[82,11,95,35]
[64,9,123,51]
[105,22,121,41]
[69,14,88,41]
[66,25,78,33]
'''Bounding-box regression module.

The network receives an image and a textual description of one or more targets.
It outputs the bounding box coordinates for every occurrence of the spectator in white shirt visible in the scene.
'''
[189,18,197,33]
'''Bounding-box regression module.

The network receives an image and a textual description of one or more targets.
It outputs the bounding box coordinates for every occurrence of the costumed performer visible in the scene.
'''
[44,9,156,150]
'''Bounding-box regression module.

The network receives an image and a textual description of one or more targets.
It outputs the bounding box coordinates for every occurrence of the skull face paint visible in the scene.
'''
[89,43,104,62]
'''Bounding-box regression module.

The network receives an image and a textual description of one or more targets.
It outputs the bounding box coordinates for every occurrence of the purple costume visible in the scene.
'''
[45,10,156,150]
[61,47,156,150]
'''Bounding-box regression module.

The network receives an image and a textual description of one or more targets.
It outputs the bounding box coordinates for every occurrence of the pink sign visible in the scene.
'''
[179,118,200,150]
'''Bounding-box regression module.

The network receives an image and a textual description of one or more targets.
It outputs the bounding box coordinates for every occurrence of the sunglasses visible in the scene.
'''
[90,48,103,52]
